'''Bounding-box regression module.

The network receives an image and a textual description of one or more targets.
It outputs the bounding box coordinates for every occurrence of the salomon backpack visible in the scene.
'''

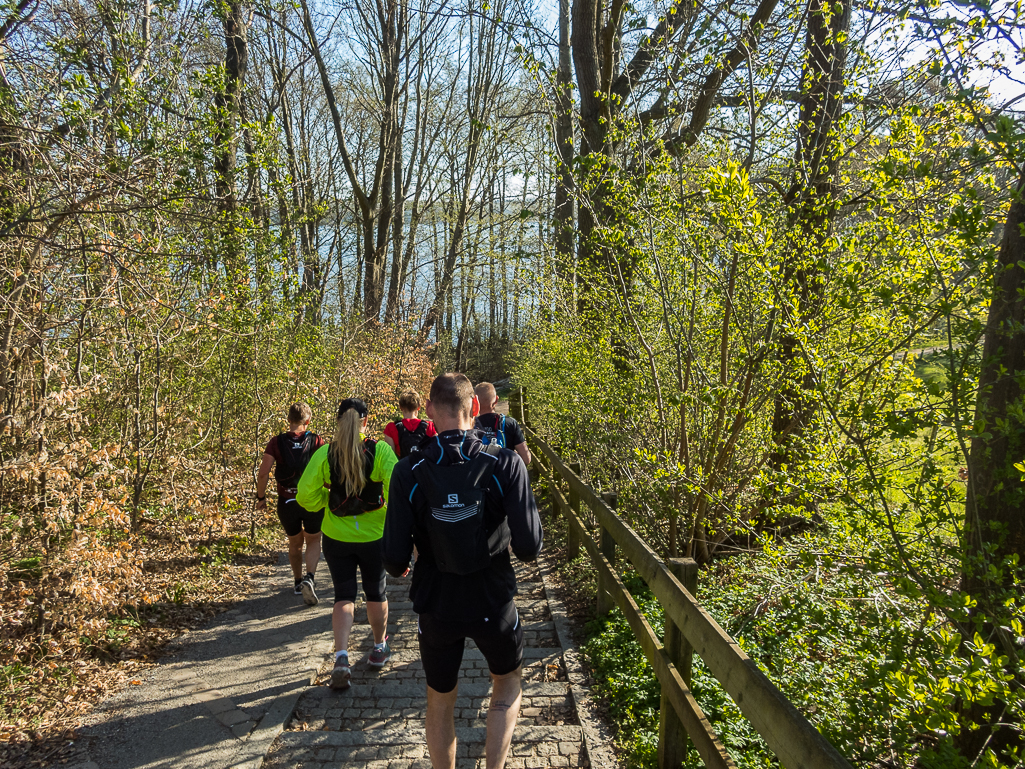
[274,431,317,489]
[328,439,384,517]
[474,413,507,448]
[395,419,430,458]
[411,443,505,575]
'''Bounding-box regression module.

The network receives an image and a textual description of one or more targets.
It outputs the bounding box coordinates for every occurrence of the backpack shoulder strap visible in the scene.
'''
[466,444,500,487]
[410,456,439,498]
[362,438,377,477]
[278,433,299,469]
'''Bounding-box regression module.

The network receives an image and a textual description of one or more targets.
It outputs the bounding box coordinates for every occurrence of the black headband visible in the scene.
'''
[337,398,368,419]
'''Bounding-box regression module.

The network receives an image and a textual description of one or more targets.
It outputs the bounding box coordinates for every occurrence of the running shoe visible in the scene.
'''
[300,574,318,606]
[293,580,303,595]
[368,638,391,670]
[330,655,351,689]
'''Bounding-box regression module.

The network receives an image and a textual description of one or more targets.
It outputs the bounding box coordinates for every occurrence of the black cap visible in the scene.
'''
[337,398,368,419]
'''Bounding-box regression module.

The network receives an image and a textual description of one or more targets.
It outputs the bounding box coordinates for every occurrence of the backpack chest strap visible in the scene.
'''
[411,444,500,498]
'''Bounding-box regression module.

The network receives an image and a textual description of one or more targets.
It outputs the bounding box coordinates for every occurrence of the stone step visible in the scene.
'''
[356,597,549,612]
[303,680,570,700]
[305,647,567,691]
[264,725,586,768]
[329,646,563,665]
[338,638,560,654]
[348,619,553,635]
[346,617,555,630]
[353,600,552,624]
[354,606,553,627]
[277,724,582,746]
[291,681,578,732]
[371,586,542,596]
[349,656,562,690]
[301,625,562,656]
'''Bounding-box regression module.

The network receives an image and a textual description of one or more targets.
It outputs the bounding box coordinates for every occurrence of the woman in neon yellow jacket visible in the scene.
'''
[297,398,398,690]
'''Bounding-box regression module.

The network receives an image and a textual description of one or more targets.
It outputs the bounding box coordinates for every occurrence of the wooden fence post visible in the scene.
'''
[567,462,581,560]
[597,492,618,616]
[658,557,699,769]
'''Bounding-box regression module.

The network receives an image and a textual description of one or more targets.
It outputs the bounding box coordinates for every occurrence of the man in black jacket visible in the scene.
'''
[383,373,543,769]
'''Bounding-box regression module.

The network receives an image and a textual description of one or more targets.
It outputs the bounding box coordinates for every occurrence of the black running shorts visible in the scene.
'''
[276,495,324,537]
[322,535,387,603]
[417,601,524,693]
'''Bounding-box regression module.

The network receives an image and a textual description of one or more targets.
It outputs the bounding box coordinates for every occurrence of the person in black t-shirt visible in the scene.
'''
[383,373,543,769]
[256,403,326,604]
[473,382,531,466]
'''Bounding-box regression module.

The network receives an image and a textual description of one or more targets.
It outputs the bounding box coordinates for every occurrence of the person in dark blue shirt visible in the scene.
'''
[383,373,543,769]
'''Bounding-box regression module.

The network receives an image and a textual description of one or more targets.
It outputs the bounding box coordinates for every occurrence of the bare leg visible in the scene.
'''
[485,668,522,769]
[303,532,321,575]
[332,600,355,653]
[426,685,458,769]
[366,600,389,645]
[286,531,304,582]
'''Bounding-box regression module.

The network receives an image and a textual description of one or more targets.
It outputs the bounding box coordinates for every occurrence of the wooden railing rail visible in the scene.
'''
[512,390,853,769]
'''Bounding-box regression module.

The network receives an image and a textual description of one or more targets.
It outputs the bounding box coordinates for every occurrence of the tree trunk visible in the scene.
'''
[957,170,1025,760]
[384,128,405,323]
[769,0,850,472]
[353,201,364,310]
[419,5,508,338]
[554,0,575,276]
[298,0,403,322]
[213,2,247,232]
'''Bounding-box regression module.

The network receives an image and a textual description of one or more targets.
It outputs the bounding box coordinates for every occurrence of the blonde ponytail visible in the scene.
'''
[330,408,366,497]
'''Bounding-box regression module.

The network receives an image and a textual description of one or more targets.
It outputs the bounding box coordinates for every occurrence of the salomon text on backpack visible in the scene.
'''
[411,444,506,575]
[328,439,384,517]
[474,413,506,448]
[395,419,430,458]
[275,432,317,492]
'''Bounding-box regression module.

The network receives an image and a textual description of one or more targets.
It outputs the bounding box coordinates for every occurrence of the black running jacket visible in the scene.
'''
[383,429,543,621]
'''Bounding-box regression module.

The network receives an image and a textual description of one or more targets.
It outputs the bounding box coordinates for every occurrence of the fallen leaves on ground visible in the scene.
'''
[0,507,280,769]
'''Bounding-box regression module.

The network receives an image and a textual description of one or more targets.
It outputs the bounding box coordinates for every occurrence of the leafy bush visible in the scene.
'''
[0,319,433,745]
[581,530,1025,769]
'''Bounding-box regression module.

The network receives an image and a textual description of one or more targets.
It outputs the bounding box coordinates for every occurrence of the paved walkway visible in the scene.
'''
[76,548,613,769]
[76,556,330,769]
[264,560,588,769]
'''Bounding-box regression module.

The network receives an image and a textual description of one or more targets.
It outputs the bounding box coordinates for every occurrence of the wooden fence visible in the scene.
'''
[511,390,854,769]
